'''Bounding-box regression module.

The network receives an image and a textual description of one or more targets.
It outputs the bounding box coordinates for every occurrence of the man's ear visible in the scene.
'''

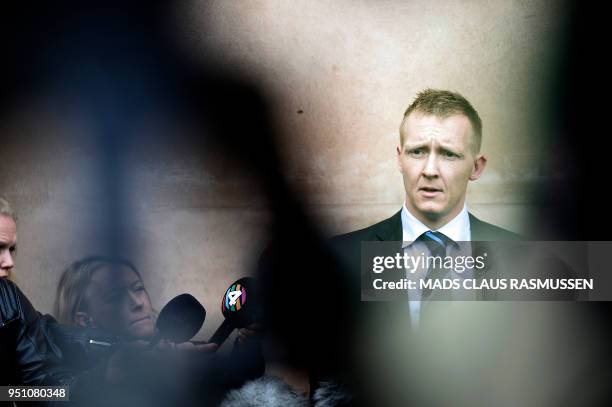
[74,311,95,328]
[396,144,403,172]
[469,154,487,181]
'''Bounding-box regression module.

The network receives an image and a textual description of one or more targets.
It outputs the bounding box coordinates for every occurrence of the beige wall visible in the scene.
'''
[2,107,271,341]
[191,0,566,234]
[2,0,566,341]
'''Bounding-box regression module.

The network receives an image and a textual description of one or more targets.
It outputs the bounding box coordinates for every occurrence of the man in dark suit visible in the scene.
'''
[327,89,598,407]
[332,89,520,328]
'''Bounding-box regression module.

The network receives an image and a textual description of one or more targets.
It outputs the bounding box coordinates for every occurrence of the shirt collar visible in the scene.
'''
[401,202,471,246]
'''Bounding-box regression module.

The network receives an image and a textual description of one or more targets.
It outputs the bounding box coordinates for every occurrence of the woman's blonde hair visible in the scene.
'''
[54,256,143,324]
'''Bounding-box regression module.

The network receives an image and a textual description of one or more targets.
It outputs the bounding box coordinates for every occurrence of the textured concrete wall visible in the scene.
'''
[1,0,566,341]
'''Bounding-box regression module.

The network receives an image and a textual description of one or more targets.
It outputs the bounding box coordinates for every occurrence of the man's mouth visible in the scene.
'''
[418,187,442,197]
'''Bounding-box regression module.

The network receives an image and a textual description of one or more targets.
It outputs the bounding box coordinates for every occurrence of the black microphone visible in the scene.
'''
[152,293,206,345]
[209,277,260,346]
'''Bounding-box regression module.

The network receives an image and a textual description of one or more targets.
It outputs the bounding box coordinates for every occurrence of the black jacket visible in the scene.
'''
[0,279,92,407]
[0,278,75,388]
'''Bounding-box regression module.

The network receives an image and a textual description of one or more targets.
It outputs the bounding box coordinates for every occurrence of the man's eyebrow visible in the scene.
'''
[403,142,429,150]
[438,145,461,153]
[435,141,463,152]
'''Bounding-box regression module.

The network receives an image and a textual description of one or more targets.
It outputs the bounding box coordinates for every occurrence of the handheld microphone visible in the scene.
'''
[208,277,260,346]
[152,293,206,345]
[47,321,121,369]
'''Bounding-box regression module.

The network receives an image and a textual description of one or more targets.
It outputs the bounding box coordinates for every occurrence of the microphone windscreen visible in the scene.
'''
[156,293,206,343]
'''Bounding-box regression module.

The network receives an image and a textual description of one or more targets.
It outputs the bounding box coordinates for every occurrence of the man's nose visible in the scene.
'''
[0,250,14,276]
[422,152,439,177]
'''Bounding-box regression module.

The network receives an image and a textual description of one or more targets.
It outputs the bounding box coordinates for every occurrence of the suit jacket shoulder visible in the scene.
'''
[331,210,522,244]
[468,213,523,241]
[331,210,402,245]
[329,211,402,286]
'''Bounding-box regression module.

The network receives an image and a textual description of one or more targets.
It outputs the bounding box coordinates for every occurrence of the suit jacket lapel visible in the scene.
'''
[469,213,497,300]
[375,210,403,242]
[469,213,485,241]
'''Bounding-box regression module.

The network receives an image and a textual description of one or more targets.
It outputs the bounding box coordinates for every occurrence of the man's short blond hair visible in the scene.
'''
[400,89,483,153]
[0,197,16,221]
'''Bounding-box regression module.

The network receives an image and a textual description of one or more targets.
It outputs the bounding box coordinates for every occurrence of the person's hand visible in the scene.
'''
[176,341,218,354]
[237,323,264,345]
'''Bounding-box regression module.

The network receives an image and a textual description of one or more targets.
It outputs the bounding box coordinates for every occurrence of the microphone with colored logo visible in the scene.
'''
[208,277,260,346]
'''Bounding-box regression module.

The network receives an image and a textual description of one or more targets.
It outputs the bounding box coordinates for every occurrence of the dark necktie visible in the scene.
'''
[417,231,453,298]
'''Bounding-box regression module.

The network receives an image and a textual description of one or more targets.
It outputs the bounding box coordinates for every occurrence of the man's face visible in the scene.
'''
[79,265,156,339]
[0,215,17,279]
[397,112,486,229]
